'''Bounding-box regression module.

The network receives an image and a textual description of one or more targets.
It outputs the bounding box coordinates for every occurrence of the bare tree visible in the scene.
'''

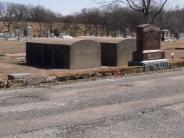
[0,2,16,31]
[100,0,168,23]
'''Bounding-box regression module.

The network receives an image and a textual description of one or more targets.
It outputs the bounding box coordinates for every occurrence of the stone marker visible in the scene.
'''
[47,31,51,38]
[59,33,64,38]
[27,27,32,39]
[24,29,27,37]
[132,33,136,38]
[179,32,184,40]
[4,33,11,40]
[8,73,31,80]
[17,29,24,40]
[161,29,172,41]
[50,33,55,38]
[130,24,169,71]
[171,34,175,39]
[15,29,20,36]
[125,28,132,38]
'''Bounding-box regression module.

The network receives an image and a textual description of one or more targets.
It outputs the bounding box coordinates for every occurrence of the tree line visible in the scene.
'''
[0,2,62,32]
[0,1,184,36]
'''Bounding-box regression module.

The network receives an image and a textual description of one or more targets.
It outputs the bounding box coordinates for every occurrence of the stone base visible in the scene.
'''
[129,59,170,72]
[133,50,165,61]
[162,37,173,42]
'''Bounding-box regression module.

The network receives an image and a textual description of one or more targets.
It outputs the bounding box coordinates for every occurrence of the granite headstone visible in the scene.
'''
[130,24,169,71]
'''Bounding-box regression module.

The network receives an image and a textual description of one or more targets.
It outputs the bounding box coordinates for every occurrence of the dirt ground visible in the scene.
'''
[162,40,184,61]
[0,39,183,80]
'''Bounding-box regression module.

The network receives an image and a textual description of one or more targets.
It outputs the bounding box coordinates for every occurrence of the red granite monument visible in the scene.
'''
[130,24,169,71]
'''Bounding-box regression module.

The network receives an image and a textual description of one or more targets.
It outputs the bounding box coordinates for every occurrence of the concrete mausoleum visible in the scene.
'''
[26,38,101,69]
[80,36,136,67]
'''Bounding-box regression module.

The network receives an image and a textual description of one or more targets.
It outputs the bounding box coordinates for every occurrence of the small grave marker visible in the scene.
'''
[8,73,31,80]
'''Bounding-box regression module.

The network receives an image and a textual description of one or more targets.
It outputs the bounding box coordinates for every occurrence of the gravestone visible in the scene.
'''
[179,32,184,40]
[132,33,136,38]
[24,29,27,37]
[171,34,175,39]
[47,31,51,38]
[15,29,20,36]
[130,24,169,71]
[125,28,132,38]
[15,29,24,40]
[116,30,122,37]
[3,33,11,40]
[27,27,32,39]
[161,29,172,41]
[59,33,64,38]
[50,33,55,38]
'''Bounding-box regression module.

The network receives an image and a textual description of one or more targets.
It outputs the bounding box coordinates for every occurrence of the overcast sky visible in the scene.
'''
[1,0,184,15]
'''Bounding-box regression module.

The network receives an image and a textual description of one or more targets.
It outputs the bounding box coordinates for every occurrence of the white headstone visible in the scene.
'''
[162,29,172,41]
[27,27,32,38]
[50,33,55,38]
[47,31,51,38]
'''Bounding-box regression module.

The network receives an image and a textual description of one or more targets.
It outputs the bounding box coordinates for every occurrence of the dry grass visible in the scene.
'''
[0,40,25,55]
[161,40,184,50]
[161,40,184,60]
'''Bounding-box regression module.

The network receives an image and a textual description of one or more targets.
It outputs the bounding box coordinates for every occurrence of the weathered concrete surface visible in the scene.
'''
[117,39,136,66]
[70,40,101,69]
[0,69,184,137]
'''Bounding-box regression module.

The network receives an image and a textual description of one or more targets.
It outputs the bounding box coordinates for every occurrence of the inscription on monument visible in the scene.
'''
[144,31,160,49]
[136,24,161,51]
[148,53,161,60]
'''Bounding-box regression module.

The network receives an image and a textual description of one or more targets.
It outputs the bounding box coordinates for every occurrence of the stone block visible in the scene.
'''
[8,73,31,80]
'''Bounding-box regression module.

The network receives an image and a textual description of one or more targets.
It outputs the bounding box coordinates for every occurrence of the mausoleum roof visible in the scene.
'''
[28,38,94,46]
[79,36,133,44]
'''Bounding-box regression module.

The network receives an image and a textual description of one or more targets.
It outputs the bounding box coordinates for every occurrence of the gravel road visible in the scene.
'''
[0,69,184,138]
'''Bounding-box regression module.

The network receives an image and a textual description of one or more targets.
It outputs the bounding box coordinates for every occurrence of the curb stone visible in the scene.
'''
[1,61,184,89]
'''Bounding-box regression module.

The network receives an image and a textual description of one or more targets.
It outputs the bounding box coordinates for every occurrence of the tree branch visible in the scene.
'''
[151,0,168,23]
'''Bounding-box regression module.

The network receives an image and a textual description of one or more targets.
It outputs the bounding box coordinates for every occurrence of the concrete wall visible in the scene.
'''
[70,40,101,69]
[117,39,136,66]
